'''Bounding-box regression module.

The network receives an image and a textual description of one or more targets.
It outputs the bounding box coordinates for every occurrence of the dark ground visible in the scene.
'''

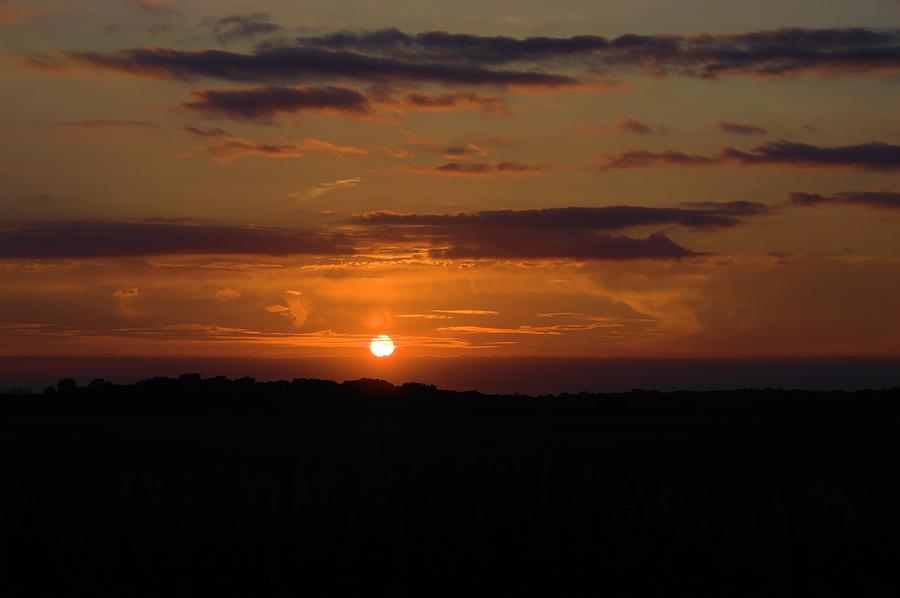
[2,376,900,597]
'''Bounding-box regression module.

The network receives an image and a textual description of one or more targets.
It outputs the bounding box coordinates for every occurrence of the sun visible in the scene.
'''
[369,335,395,358]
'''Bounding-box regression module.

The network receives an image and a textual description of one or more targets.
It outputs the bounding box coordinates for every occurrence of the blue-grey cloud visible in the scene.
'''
[295,27,900,79]
[63,46,580,88]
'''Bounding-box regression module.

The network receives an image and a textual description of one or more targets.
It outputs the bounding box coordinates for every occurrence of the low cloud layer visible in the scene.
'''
[0,201,775,262]
[0,221,355,258]
[351,202,774,260]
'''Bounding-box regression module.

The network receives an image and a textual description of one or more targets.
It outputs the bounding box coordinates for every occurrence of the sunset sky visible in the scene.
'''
[1,0,899,385]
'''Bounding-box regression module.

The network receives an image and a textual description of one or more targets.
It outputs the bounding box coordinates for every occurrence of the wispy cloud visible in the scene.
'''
[301,177,363,200]
[210,13,280,46]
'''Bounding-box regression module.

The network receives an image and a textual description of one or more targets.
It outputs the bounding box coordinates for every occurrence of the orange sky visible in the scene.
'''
[1,0,899,367]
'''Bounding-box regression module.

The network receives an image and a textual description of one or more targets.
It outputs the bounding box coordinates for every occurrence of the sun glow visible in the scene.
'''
[369,335,395,357]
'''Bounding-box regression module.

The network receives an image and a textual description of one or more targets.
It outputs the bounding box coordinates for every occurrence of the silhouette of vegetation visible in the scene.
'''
[1,375,899,596]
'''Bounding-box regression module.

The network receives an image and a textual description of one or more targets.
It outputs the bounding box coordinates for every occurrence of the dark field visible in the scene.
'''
[2,376,900,597]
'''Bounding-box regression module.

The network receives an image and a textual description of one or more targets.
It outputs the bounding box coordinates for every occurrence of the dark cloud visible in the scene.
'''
[349,202,776,260]
[212,13,280,46]
[182,86,509,121]
[722,141,900,170]
[790,190,900,210]
[1,205,757,261]
[63,46,580,88]
[354,208,698,260]
[295,28,609,65]
[356,203,774,232]
[716,121,767,135]
[432,231,692,260]
[598,140,900,171]
[679,200,777,218]
[0,202,774,263]
[182,85,372,120]
[0,221,355,258]
[295,27,900,79]
[179,125,229,137]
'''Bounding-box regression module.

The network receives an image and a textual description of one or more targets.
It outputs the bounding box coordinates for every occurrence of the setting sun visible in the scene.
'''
[369,335,396,358]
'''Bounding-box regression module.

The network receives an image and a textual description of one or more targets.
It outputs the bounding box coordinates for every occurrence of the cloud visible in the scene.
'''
[350,202,774,260]
[598,140,900,171]
[62,46,580,88]
[294,27,900,80]
[356,203,774,232]
[180,86,511,122]
[302,177,363,200]
[615,117,654,135]
[112,288,140,298]
[407,161,543,176]
[572,118,661,136]
[722,141,900,170]
[442,143,489,160]
[179,125,229,137]
[265,292,308,326]
[201,137,305,161]
[0,221,356,258]
[211,13,280,46]
[59,119,157,129]
[597,150,720,171]
[186,136,367,161]
[716,121,767,135]
[398,92,508,115]
[182,85,372,121]
[790,190,900,210]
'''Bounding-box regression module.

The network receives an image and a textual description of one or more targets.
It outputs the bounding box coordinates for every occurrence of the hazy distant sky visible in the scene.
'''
[1,0,899,366]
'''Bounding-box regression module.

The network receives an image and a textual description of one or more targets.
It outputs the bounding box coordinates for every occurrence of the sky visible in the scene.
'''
[1,0,899,388]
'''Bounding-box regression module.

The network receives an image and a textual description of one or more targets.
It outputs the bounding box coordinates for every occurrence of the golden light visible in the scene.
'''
[369,335,396,357]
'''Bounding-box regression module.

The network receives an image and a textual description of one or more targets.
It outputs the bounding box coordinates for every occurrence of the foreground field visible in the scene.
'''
[2,377,899,597]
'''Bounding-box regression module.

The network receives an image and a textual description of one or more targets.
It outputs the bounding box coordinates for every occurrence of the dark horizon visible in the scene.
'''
[3,355,898,395]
